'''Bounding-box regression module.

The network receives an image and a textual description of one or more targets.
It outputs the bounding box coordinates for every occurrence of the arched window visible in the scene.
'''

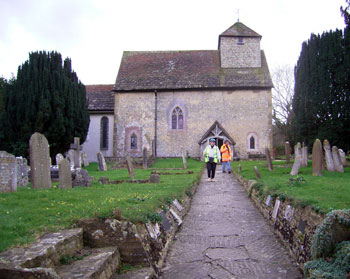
[100,116,109,150]
[130,133,137,150]
[250,136,255,149]
[171,107,184,130]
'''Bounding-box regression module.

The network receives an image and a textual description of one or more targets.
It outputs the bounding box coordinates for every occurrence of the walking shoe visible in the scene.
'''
[208,178,211,182]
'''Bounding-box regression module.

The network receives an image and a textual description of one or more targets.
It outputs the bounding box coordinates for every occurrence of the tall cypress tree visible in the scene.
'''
[0,51,90,159]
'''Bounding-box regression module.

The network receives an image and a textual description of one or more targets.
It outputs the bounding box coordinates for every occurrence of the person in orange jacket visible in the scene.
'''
[220,140,232,173]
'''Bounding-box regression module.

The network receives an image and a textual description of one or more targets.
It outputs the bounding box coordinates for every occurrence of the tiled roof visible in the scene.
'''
[114,50,272,92]
[220,22,262,38]
[85,84,114,111]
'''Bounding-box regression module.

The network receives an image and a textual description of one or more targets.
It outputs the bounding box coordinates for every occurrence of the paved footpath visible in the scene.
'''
[160,165,303,279]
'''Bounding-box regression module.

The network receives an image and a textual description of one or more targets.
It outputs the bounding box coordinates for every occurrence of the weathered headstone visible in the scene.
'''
[301,143,308,167]
[29,132,52,189]
[182,152,187,170]
[254,166,261,179]
[285,141,291,163]
[97,152,108,171]
[290,143,302,175]
[339,149,346,167]
[323,140,335,171]
[312,139,323,176]
[149,173,160,183]
[125,155,135,179]
[265,195,272,206]
[66,149,75,169]
[81,152,89,167]
[143,147,148,169]
[72,168,93,187]
[55,153,64,165]
[172,199,183,212]
[284,205,295,222]
[332,146,344,173]
[0,151,17,192]
[16,156,29,187]
[238,164,242,172]
[272,199,281,220]
[69,137,82,169]
[265,147,273,171]
[169,208,182,226]
[58,158,72,189]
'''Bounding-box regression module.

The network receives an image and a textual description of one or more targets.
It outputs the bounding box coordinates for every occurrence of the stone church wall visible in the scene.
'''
[114,89,272,159]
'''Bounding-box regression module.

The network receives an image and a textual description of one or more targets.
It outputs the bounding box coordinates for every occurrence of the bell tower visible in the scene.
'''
[218,22,262,68]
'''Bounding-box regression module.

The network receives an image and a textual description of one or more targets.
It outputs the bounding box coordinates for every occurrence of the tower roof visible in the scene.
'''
[220,22,261,38]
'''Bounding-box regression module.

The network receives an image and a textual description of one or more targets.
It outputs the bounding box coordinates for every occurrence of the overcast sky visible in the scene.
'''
[0,0,346,85]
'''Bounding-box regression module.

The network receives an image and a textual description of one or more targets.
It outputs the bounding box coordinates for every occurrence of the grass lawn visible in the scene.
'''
[0,158,204,253]
[232,160,350,213]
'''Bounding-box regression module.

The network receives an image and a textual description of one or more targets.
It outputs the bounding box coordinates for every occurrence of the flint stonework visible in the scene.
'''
[29,132,52,189]
[323,140,335,172]
[58,158,72,189]
[312,139,323,176]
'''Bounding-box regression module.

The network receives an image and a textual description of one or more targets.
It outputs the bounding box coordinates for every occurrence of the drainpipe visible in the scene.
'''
[154,90,158,158]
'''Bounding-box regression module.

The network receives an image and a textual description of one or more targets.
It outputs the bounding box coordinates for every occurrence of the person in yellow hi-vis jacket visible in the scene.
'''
[220,140,232,174]
[203,138,221,182]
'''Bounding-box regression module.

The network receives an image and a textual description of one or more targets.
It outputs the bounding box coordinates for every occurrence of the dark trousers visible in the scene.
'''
[206,162,217,179]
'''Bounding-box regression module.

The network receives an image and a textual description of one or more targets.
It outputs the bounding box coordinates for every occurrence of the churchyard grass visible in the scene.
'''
[233,160,350,213]
[0,158,204,253]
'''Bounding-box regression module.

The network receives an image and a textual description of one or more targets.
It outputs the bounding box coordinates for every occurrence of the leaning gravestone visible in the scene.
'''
[0,151,17,192]
[58,158,72,189]
[126,155,135,179]
[29,132,52,189]
[55,153,64,165]
[254,166,261,179]
[312,139,323,176]
[70,137,82,169]
[16,156,29,187]
[332,146,344,173]
[143,148,148,169]
[290,143,302,175]
[97,152,107,171]
[339,149,346,166]
[265,147,273,171]
[323,140,335,172]
[285,141,291,163]
[81,151,89,167]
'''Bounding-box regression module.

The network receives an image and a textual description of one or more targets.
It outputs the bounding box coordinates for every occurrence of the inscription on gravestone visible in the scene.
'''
[29,132,52,189]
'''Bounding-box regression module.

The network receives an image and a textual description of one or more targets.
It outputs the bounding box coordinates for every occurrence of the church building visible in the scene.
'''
[112,21,273,160]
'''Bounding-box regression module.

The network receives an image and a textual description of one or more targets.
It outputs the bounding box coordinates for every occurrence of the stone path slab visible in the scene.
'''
[160,165,303,279]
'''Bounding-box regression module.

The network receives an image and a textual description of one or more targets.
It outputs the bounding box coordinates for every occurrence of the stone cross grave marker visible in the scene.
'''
[265,147,273,171]
[125,155,135,179]
[29,132,52,189]
[97,152,108,171]
[58,158,72,189]
[254,166,261,179]
[16,156,29,187]
[323,140,335,171]
[69,137,82,169]
[332,146,344,173]
[143,147,148,169]
[290,143,302,175]
[285,142,291,163]
[0,151,17,192]
[81,152,89,167]
[339,149,346,167]
[182,152,187,169]
[312,139,323,176]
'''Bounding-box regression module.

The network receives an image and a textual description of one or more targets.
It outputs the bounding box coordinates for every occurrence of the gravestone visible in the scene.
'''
[72,168,93,187]
[58,158,72,189]
[81,152,89,167]
[265,148,273,171]
[182,152,187,170]
[265,195,272,206]
[172,199,183,212]
[285,142,291,163]
[125,155,135,179]
[55,153,64,165]
[69,137,82,169]
[143,147,148,169]
[332,146,344,173]
[323,140,335,172]
[290,143,302,175]
[169,208,182,226]
[29,132,52,189]
[254,166,261,179]
[284,205,295,222]
[238,164,242,172]
[312,139,323,176]
[272,199,281,220]
[66,150,75,169]
[149,173,160,183]
[160,212,172,232]
[339,149,346,166]
[97,152,108,171]
[301,144,308,167]
[16,156,29,187]
[0,151,17,192]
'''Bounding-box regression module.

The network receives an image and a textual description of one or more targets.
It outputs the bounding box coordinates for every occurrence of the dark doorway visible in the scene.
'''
[217,138,224,150]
